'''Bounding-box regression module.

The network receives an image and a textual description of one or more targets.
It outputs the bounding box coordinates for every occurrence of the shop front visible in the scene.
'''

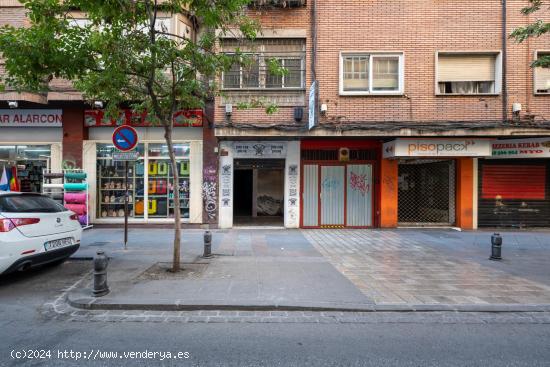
[478,137,550,228]
[0,109,63,193]
[218,140,300,228]
[83,126,204,224]
[382,138,492,229]
[300,140,380,228]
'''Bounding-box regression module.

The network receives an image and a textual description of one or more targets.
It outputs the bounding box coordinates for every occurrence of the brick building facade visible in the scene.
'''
[215,0,550,229]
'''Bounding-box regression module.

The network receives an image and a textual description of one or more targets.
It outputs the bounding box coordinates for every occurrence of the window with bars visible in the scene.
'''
[221,39,305,90]
[340,53,403,95]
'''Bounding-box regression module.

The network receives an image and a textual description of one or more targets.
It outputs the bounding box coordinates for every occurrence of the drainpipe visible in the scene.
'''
[502,0,508,123]
[310,0,317,82]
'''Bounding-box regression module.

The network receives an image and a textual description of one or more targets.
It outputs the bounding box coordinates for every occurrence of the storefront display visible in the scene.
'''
[95,143,190,220]
[0,145,52,193]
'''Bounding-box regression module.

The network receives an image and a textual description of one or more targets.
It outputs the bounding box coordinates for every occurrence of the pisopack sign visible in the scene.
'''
[383,139,492,158]
[0,109,62,127]
[491,137,550,158]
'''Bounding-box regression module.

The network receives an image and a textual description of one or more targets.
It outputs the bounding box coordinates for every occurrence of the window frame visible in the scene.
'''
[222,54,305,91]
[435,51,502,96]
[339,52,404,96]
[534,50,550,96]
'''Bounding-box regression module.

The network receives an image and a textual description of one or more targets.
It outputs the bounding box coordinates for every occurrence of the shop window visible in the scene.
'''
[96,143,190,220]
[340,53,403,95]
[97,143,145,219]
[436,52,501,95]
[0,145,51,193]
[147,144,190,219]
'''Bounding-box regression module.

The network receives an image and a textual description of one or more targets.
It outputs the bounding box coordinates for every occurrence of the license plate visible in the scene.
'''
[44,237,73,251]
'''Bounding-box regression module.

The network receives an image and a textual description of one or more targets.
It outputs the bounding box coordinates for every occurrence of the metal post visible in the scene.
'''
[93,251,109,297]
[124,160,129,250]
[203,231,212,258]
[490,233,502,261]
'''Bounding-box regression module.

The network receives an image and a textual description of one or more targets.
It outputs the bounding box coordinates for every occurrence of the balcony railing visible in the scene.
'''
[249,0,306,9]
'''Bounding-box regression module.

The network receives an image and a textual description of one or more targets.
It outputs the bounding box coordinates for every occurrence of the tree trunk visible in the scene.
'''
[164,122,182,272]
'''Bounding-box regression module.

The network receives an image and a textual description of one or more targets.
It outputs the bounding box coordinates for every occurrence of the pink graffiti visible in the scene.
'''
[350,172,369,196]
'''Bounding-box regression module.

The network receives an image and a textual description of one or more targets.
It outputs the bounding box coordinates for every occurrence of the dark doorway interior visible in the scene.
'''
[233,159,285,226]
[233,169,253,217]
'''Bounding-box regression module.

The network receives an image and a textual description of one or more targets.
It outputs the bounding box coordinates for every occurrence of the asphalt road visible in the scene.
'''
[1,260,550,367]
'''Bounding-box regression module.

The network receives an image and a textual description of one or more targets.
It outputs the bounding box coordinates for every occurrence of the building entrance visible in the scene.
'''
[233,159,285,226]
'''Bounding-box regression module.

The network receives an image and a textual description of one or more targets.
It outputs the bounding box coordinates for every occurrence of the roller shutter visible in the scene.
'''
[478,159,550,227]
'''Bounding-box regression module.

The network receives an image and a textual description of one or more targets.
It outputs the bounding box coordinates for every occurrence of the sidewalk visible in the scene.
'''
[67,227,550,312]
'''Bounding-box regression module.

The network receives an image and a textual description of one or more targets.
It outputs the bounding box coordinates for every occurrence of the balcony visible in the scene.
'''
[249,0,306,8]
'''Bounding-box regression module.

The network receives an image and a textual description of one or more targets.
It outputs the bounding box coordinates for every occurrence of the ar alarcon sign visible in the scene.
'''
[0,110,62,127]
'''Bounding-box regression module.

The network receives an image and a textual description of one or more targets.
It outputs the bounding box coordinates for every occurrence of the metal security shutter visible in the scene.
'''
[478,159,550,228]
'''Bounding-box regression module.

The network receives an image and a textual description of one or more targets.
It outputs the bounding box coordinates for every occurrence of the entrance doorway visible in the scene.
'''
[233,159,285,226]
[398,159,456,225]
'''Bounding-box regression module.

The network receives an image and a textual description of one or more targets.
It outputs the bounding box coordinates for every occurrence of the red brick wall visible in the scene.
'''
[62,107,86,168]
[214,5,312,126]
[216,1,550,127]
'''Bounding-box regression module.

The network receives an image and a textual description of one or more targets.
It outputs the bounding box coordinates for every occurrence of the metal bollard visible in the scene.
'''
[203,231,213,258]
[93,251,110,297]
[490,233,502,261]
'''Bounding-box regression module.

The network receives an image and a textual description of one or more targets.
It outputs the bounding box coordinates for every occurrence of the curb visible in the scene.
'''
[67,293,550,313]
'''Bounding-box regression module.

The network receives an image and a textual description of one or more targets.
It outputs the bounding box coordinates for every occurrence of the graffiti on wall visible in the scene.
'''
[202,165,218,220]
[288,164,298,207]
[202,181,217,219]
[62,159,79,170]
[350,172,370,196]
[220,163,232,208]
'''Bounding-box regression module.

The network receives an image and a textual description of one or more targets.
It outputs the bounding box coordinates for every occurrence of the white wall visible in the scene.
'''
[218,140,300,228]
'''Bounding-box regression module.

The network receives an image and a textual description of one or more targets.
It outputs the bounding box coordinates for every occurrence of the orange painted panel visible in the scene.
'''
[380,159,398,228]
[456,158,474,229]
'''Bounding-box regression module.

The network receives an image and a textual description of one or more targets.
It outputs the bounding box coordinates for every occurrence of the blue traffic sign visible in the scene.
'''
[112,126,139,152]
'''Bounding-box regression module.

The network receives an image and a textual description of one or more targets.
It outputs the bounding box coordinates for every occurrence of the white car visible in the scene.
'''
[0,192,82,275]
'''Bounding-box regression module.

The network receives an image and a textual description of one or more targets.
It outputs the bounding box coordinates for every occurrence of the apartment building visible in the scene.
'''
[0,2,206,225]
[215,0,550,229]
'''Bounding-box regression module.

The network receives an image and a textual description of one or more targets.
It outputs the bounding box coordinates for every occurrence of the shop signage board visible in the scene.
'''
[491,137,550,159]
[0,109,62,127]
[232,141,287,158]
[112,151,139,161]
[383,139,492,158]
[112,126,139,152]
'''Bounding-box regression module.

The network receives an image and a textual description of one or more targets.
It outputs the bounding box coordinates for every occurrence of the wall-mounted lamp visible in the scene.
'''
[8,101,18,109]
[94,101,104,109]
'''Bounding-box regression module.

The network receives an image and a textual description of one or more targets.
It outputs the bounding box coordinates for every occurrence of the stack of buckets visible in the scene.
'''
[63,171,89,226]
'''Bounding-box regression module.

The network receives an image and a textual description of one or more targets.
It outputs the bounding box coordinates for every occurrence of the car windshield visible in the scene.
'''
[0,195,67,213]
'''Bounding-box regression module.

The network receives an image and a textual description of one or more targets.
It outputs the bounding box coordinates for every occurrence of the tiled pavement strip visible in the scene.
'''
[42,295,550,324]
[302,230,550,305]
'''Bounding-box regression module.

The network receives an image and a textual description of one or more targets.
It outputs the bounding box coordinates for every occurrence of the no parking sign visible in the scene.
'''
[112,126,139,152]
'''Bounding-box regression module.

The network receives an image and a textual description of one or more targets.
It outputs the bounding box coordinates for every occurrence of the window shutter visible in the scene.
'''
[535,66,550,92]
[438,54,496,82]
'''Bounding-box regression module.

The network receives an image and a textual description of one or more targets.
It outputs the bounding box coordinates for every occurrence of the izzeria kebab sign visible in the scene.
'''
[383,139,492,158]
[492,137,550,158]
[0,109,62,127]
